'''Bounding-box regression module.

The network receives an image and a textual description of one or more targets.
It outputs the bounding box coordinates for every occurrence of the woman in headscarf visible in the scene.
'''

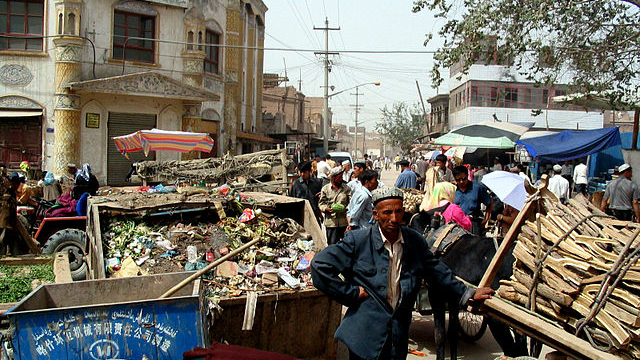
[42,171,62,201]
[72,163,99,199]
[424,182,471,231]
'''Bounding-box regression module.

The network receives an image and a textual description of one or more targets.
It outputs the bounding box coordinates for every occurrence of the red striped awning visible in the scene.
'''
[113,129,214,158]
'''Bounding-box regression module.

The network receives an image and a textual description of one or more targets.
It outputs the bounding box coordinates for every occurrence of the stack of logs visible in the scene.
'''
[498,194,640,359]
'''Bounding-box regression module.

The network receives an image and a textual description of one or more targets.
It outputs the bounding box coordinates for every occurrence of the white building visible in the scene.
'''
[447,59,604,131]
[0,0,266,185]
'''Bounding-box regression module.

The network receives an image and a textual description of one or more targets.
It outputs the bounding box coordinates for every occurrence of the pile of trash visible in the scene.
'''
[102,209,316,301]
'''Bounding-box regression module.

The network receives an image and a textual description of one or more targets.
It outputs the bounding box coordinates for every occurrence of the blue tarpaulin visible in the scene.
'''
[620,132,640,149]
[516,127,621,163]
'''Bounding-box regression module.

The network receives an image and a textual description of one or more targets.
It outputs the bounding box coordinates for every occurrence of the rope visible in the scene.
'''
[527,213,615,312]
[575,227,640,340]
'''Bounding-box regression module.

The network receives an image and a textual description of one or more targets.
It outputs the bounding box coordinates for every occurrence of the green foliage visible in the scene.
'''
[413,0,640,106]
[0,264,55,303]
[375,102,426,152]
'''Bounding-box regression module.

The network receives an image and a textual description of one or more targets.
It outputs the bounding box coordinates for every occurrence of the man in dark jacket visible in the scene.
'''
[311,187,493,360]
[290,161,323,224]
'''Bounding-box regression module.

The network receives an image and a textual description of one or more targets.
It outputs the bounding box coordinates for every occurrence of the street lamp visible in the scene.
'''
[323,81,380,156]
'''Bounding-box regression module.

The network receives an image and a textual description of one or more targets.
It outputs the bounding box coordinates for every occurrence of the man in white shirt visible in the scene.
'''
[548,164,570,203]
[573,160,588,196]
[316,156,331,186]
[492,157,503,172]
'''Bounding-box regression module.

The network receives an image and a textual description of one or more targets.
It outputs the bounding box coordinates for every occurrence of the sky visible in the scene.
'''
[262,0,450,132]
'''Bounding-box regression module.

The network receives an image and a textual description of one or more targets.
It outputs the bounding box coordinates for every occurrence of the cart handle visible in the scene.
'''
[159,237,261,299]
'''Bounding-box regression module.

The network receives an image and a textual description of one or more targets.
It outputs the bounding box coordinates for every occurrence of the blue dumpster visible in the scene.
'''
[4,272,207,360]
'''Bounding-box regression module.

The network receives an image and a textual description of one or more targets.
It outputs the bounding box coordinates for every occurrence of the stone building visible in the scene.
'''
[0,0,267,185]
[447,40,604,130]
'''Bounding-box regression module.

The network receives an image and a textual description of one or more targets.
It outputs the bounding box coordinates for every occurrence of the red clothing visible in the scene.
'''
[441,201,472,231]
[183,343,300,360]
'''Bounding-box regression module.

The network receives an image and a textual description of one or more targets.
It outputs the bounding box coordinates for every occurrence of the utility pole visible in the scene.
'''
[314,18,339,155]
[351,86,363,158]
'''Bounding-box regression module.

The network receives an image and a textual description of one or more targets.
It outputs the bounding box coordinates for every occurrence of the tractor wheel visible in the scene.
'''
[42,229,87,281]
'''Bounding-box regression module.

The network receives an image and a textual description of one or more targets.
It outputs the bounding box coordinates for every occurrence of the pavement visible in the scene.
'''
[334,168,554,360]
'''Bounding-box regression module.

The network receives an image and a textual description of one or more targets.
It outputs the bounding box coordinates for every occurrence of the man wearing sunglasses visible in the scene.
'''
[453,165,493,235]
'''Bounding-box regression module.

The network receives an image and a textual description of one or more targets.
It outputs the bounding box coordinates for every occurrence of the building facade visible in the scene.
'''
[0,0,266,185]
[447,62,604,131]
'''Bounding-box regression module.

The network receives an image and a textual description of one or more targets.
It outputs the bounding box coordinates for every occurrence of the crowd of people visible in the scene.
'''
[290,155,385,245]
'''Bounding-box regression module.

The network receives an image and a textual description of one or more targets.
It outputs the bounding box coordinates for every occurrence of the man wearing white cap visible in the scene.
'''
[311,187,494,360]
[319,167,352,245]
[342,160,353,183]
[548,164,569,203]
[601,164,640,221]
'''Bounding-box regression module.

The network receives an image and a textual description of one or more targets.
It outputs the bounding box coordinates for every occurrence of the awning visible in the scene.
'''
[237,131,278,144]
[113,129,214,158]
[516,127,621,162]
[433,132,516,149]
[0,110,42,117]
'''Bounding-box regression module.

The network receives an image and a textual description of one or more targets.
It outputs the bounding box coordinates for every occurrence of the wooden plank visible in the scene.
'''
[478,175,544,289]
[0,256,52,265]
[481,297,621,360]
[53,253,72,283]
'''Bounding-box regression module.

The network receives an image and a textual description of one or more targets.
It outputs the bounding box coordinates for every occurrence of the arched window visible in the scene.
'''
[58,13,63,34]
[187,30,194,50]
[197,31,203,51]
[66,13,76,35]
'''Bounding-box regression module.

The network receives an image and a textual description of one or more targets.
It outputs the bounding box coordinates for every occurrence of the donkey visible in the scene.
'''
[410,212,528,360]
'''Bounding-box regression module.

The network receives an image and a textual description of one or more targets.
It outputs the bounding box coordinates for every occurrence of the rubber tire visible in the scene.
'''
[42,229,87,281]
[458,311,488,342]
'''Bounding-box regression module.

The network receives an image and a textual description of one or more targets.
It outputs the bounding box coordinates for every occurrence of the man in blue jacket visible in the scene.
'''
[311,187,494,360]
[394,159,417,189]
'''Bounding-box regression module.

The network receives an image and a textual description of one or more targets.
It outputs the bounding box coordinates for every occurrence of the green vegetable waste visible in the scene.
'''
[0,263,55,303]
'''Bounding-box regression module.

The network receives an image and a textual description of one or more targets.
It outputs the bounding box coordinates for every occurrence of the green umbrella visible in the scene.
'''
[433,132,516,149]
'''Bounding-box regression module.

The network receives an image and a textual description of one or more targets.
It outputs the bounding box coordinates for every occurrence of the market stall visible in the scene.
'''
[516,127,625,185]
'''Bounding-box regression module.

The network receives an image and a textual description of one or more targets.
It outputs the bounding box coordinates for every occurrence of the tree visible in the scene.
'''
[375,102,426,153]
[413,0,640,106]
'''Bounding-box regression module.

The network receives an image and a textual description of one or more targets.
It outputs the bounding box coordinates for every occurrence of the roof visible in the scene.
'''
[69,71,220,102]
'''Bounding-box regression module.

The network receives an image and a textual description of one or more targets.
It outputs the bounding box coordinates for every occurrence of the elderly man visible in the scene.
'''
[319,167,352,245]
[394,159,417,189]
[312,187,493,360]
[347,169,379,231]
[601,164,640,221]
[290,161,323,224]
[548,164,570,203]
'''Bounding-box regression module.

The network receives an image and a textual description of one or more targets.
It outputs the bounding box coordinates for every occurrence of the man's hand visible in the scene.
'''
[326,207,334,213]
[472,287,494,302]
[358,286,369,300]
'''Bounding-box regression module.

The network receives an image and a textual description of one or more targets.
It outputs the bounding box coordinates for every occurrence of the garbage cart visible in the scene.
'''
[4,272,206,360]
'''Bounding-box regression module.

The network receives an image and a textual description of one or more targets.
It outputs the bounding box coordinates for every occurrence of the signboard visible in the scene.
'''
[144,0,188,8]
[11,300,203,359]
[86,113,100,129]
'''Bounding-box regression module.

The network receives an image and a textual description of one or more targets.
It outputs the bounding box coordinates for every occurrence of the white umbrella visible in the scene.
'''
[481,171,527,211]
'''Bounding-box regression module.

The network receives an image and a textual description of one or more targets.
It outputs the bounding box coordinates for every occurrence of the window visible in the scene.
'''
[113,10,155,63]
[204,29,220,74]
[0,0,44,51]
[504,87,518,108]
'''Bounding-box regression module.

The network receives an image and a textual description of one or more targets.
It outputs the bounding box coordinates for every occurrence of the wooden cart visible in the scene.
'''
[477,176,625,360]
[83,191,339,359]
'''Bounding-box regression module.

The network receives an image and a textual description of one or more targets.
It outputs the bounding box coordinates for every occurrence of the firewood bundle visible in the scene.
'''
[497,195,640,359]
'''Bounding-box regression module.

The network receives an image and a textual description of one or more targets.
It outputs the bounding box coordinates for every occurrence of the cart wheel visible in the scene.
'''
[42,229,87,281]
[458,311,487,342]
